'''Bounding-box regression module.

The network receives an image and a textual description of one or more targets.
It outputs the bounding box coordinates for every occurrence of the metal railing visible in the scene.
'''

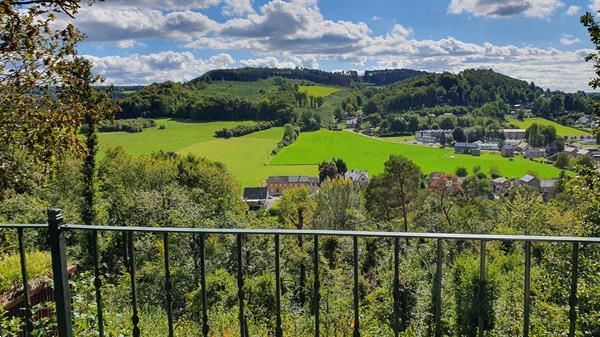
[1,208,599,337]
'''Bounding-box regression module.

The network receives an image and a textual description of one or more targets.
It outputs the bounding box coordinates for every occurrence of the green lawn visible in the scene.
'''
[270,130,564,179]
[299,85,342,97]
[100,120,565,188]
[99,119,313,187]
[507,117,589,136]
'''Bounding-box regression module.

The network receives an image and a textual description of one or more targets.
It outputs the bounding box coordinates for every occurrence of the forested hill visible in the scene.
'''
[194,67,361,87]
[364,69,543,115]
[363,68,428,85]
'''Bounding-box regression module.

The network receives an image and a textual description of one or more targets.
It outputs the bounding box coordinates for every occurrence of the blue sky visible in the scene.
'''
[65,0,600,91]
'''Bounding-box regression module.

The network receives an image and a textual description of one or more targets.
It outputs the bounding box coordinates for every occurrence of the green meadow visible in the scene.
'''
[98,119,313,187]
[298,85,342,97]
[99,120,565,188]
[271,130,564,179]
[507,117,589,136]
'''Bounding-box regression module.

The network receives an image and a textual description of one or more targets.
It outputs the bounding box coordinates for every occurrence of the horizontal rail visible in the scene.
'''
[1,223,599,243]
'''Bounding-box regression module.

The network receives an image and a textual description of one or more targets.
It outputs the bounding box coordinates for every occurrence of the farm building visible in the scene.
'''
[454,142,481,156]
[474,140,500,151]
[524,147,546,159]
[501,144,515,157]
[502,129,526,140]
[492,177,512,195]
[518,175,541,190]
[345,169,370,186]
[266,176,319,195]
[416,129,453,144]
[242,187,269,210]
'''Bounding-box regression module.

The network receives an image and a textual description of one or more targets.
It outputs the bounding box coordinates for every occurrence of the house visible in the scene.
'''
[416,129,453,144]
[454,142,481,156]
[266,176,319,195]
[344,169,370,186]
[565,135,596,143]
[429,172,444,187]
[474,140,500,151]
[501,144,515,157]
[524,147,546,159]
[346,118,358,129]
[242,187,269,210]
[540,180,557,198]
[502,129,526,140]
[492,177,512,195]
[578,116,591,126]
[518,175,541,191]
[563,146,579,157]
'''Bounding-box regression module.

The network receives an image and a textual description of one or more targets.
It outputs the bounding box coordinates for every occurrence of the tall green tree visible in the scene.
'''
[581,11,600,141]
[365,155,421,233]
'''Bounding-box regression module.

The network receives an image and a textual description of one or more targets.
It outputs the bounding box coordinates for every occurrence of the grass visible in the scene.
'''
[507,117,589,136]
[99,119,312,187]
[298,85,342,97]
[270,130,564,179]
[0,251,52,293]
[100,120,565,189]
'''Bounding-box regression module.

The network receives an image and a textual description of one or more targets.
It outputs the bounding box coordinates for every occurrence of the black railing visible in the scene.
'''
[1,208,600,337]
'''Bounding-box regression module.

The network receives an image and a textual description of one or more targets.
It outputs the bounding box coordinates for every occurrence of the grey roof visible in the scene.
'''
[243,187,268,200]
[540,180,556,188]
[267,176,319,183]
[455,142,479,149]
[520,175,537,182]
[345,169,369,180]
[493,177,509,184]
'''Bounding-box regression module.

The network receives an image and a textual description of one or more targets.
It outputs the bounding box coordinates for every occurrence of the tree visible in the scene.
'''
[429,173,462,228]
[525,123,544,147]
[1,0,111,186]
[574,155,595,169]
[365,155,421,234]
[554,153,570,169]
[313,178,361,230]
[456,167,468,177]
[581,11,600,140]
[318,160,338,182]
[333,158,347,176]
[453,127,467,143]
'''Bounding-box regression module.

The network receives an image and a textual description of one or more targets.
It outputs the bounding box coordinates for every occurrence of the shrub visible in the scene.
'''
[214,121,275,138]
[0,251,52,293]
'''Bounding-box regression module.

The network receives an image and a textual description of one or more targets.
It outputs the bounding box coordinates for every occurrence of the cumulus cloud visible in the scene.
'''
[85,51,235,85]
[222,0,255,16]
[447,0,565,18]
[590,0,600,11]
[560,35,581,45]
[565,5,580,15]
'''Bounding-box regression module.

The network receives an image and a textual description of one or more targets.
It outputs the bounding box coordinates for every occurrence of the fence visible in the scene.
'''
[1,208,599,337]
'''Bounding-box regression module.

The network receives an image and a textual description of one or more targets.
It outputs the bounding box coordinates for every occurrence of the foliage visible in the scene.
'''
[215,121,275,138]
[582,11,600,140]
[95,118,156,133]
[313,178,362,230]
[196,67,359,86]
[0,251,52,293]
[271,123,300,155]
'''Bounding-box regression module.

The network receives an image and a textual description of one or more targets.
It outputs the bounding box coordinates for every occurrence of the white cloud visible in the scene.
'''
[85,51,235,85]
[240,56,297,68]
[222,0,255,16]
[565,5,580,15]
[560,35,581,45]
[448,0,565,18]
[589,0,600,11]
[372,16,381,21]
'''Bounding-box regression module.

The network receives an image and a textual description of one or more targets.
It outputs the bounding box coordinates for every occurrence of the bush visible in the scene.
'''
[158,124,166,130]
[96,118,156,133]
[0,251,52,293]
[214,121,275,138]
[271,123,300,155]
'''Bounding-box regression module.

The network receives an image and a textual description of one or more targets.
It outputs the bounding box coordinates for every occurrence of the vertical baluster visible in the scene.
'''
[127,232,140,337]
[434,239,442,337]
[48,208,73,337]
[478,240,486,337]
[568,242,579,337]
[92,231,104,337]
[523,241,531,337]
[18,228,33,337]
[353,236,360,337]
[237,234,245,337]
[274,234,283,337]
[313,235,320,337]
[200,233,209,337]
[163,233,174,337]
[393,237,400,337]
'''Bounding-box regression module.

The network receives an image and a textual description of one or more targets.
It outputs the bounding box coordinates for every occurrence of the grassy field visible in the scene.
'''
[299,85,342,97]
[270,130,564,179]
[98,119,313,186]
[100,120,565,188]
[507,117,589,136]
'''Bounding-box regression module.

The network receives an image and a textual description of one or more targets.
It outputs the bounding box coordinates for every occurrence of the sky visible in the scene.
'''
[62,0,600,92]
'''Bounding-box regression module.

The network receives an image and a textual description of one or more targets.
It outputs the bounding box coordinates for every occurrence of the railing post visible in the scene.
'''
[92,230,104,337]
[48,208,73,337]
[200,233,209,337]
[313,235,320,337]
[163,233,174,337]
